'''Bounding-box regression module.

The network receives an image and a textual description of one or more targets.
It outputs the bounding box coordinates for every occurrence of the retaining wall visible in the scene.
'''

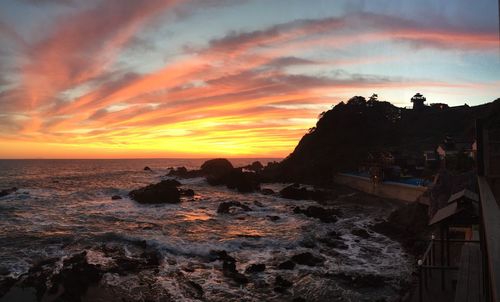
[334,173,427,202]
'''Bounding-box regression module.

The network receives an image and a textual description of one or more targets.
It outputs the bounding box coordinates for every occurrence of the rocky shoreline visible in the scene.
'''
[0,158,425,302]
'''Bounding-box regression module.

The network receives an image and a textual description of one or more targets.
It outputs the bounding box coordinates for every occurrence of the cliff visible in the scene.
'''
[264,96,498,184]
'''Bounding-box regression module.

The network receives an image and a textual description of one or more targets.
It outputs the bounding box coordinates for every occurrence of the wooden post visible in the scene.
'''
[418,260,423,302]
[441,224,445,290]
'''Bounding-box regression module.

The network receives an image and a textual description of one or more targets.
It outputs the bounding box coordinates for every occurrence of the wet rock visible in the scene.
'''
[291,252,324,266]
[49,251,103,301]
[242,161,264,172]
[333,272,387,288]
[253,200,264,207]
[293,206,340,223]
[274,275,293,293]
[292,298,307,302]
[0,187,17,197]
[200,158,233,178]
[352,228,370,239]
[261,188,275,195]
[277,260,295,270]
[280,184,327,201]
[128,180,181,204]
[224,169,261,193]
[162,179,182,187]
[267,215,280,221]
[167,166,199,178]
[180,188,195,197]
[0,277,16,298]
[144,166,152,171]
[217,201,251,214]
[245,263,265,274]
[185,280,204,299]
[111,195,122,200]
[214,251,249,285]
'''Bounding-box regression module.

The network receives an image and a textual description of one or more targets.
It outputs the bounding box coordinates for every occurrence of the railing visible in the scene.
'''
[478,176,500,302]
[417,235,480,302]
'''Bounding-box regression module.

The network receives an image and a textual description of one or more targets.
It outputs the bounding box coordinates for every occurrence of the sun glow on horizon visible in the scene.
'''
[0,0,498,159]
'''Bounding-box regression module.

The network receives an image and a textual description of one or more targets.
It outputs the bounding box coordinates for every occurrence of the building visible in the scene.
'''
[411,93,426,110]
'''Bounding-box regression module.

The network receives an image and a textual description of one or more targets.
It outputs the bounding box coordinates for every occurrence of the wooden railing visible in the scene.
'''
[478,176,500,302]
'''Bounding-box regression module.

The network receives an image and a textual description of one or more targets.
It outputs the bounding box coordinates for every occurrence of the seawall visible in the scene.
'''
[334,173,427,202]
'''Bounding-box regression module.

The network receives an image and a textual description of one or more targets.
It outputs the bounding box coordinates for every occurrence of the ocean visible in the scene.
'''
[0,159,412,301]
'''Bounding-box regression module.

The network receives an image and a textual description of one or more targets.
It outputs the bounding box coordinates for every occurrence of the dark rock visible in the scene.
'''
[291,252,324,266]
[50,251,103,301]
[167,167,203,178]
[228,272,249,284]
[261,188,275,195]
[245,264,265,273]
[292,298,307,302]
[293,206,340,223]
[280,185,310,200]
[200,158,233,177]
[253,200,264,207]
[0,277,16,298]
[144,166,152,171]
[213,250,249,285]
[224,169,261,193]
[267,215,280,221]
[371,202,429,252]
[217,201,251,214]
[274,275,293,292]
[162,179,182,187]
[333,272,387,288]
[186,280,204,299]
[0,187,17,197]
[242,161,264,172]
[128,180,181,204]
[280,184,327,201]
[111,195,122,200]
[352,228,370,239]
[277,260,295,270]
[180,188,195,197]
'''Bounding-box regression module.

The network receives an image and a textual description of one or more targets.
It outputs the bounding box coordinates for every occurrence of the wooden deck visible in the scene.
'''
[454,243,484,302]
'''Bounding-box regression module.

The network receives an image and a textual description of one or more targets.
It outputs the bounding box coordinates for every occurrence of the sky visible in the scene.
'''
[0,0,499,159]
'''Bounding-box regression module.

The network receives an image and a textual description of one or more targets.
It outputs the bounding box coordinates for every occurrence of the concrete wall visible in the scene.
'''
[334,173,427,202]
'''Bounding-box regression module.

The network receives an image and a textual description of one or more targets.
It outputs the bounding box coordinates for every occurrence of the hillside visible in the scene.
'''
[264,96,499,184]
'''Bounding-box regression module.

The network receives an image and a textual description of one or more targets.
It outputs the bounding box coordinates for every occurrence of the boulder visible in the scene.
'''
[0,187,17,197]
[351,228,370,239]
[261,188,275,195]
[144,166,152,171]
[277,260,295,270]
[211,250,249,285]
[217,201,251,214]
[290,252,324,266]
[293,206,340,223]
[224,170,261,193]
[180,188,195,197]
[267,215,280,221]
[242,161,264,172]
[200,158,233,177]
[274,275,293,293]
[244,264,265,274]
[111,195,122,200]
[128,180,181,204]
[333,272,387,288]
[280,184,327,201]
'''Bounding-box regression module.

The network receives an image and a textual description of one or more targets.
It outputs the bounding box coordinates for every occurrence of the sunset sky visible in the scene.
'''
[0,0,498,158]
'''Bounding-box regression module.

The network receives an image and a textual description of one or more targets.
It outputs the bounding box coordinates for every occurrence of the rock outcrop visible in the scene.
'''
[128,180,181,204]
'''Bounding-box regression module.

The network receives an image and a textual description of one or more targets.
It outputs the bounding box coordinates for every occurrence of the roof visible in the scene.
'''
[448,189,479,204]
[429,202,464,225]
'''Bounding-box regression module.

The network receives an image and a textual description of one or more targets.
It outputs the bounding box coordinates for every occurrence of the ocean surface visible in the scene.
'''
[0,159,413,301]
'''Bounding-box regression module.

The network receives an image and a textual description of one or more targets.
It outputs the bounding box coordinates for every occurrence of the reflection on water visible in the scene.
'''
[0,159,412,301]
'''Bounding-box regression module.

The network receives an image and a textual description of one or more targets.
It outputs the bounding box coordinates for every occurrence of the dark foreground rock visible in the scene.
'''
[333,272,387,288]
[224,169,261,193]
[217,201,251,214]
[245,264,265,273]
[144,166,152,171]
[129,180,181,204]
[371,201,429,252]
[167,166,203,178]
[293,206,341,223]
[0,187,17,197]
[290,252,324,266]
[111,195,122,200]
[274,275,293,293]
[201,158,234,178]
[280,184,328,201]
[277,260,295,270]
[210,250,248,285]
